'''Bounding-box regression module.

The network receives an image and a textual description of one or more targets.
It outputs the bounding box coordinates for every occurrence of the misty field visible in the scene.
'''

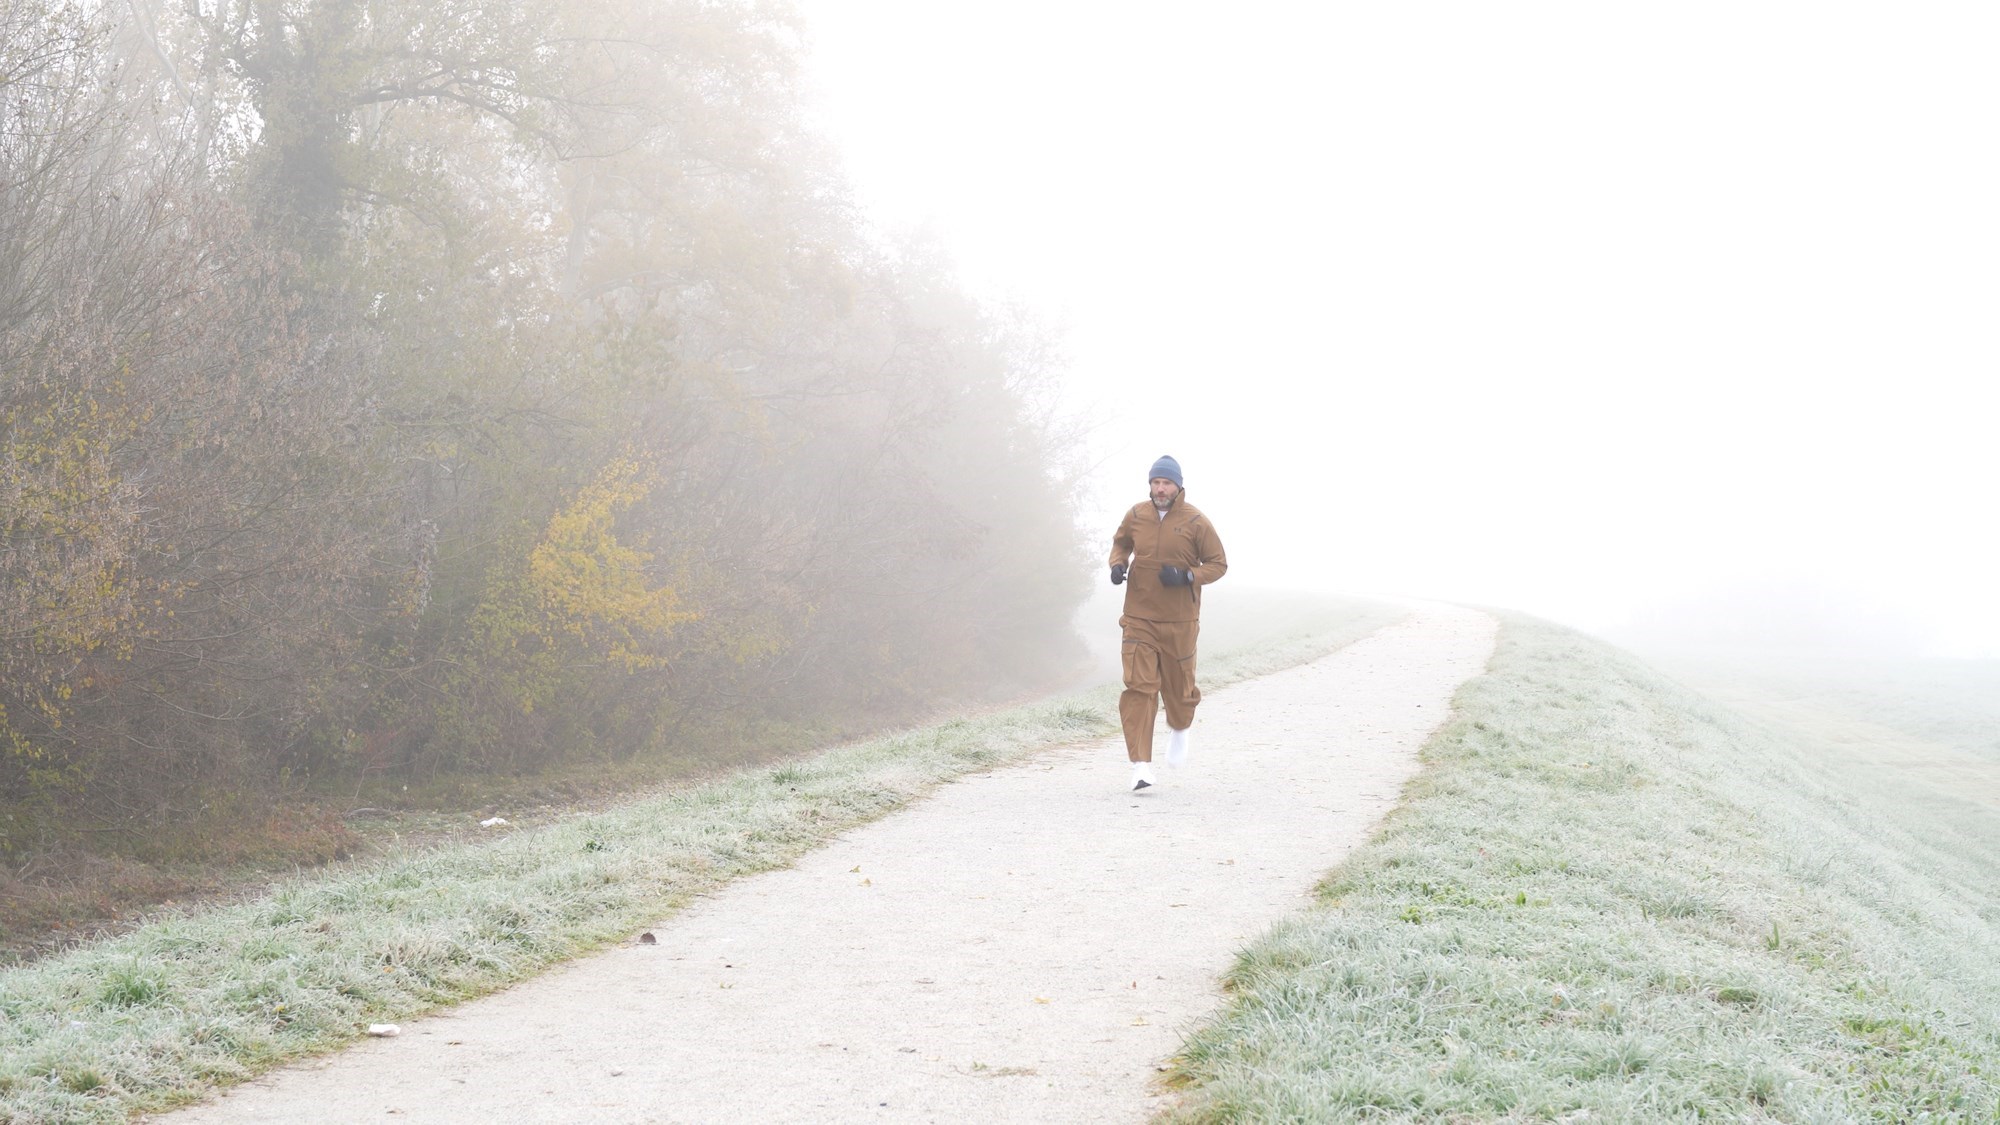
[1720,655,2000,762]
[1167,615,2000,1121]
[0,601,1395,1123]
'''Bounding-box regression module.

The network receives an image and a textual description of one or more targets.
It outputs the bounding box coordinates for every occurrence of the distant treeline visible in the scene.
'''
[0,0,1087,854]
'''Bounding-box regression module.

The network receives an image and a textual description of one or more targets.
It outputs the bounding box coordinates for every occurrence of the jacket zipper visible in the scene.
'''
[1154,496,1197,607]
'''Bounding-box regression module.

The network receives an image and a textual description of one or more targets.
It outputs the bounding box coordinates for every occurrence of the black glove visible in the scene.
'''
[1159,565,1194,587]
[1110,563,1128,585]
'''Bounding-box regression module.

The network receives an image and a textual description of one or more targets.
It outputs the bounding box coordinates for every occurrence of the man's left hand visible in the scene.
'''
[1159,566,1194,587]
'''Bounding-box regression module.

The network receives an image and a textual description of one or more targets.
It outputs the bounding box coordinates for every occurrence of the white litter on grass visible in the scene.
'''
[479,817,509,827]
[366,1025,400,1038]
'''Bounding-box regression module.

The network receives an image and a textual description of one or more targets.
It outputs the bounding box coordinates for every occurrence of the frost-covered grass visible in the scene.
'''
[1167,614,2000,1122]
[0,599,1392,1123]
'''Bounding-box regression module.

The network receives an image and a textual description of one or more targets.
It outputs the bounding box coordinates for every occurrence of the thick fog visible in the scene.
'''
[799,2,2000,658]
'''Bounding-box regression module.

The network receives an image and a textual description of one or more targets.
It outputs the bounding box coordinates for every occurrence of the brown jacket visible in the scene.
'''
[1109,493,1227,622]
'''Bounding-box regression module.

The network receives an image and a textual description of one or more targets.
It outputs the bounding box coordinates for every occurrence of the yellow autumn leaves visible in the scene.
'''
[527,456,695,673]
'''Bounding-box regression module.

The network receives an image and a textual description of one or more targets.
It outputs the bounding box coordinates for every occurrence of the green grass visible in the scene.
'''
[1166,613,2000,1122]
[0,597,1394,1124]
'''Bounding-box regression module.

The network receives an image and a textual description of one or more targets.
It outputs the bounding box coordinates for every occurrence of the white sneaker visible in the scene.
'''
[1129,761,1155,791]
[1165,726,1190,768]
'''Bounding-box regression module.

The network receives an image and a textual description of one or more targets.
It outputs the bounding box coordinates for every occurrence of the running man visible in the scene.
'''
[1108,454,1228,791]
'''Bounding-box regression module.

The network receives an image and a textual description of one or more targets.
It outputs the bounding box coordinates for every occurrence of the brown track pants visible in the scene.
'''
[1118,615,1200,762]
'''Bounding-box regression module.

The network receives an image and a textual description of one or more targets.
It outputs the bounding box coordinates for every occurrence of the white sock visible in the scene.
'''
[1165,725,1190,767]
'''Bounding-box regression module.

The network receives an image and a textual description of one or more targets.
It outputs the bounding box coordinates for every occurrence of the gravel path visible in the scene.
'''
[159,601,1496,1124]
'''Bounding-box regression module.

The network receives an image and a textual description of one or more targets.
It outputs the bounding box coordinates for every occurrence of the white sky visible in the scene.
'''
[795,1,2000,657]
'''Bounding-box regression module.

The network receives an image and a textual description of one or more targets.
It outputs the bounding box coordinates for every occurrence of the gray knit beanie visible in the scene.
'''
[1149,454,1183,488]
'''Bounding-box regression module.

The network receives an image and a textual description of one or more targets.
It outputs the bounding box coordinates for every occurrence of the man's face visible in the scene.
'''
[1150,477,1180,508]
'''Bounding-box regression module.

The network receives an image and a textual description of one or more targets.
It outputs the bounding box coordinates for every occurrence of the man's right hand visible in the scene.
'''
[1110,563,1128,585]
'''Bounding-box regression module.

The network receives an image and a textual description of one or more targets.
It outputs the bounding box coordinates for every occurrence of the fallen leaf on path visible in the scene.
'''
[638,932,657,945]
[1033,997,1050,1004]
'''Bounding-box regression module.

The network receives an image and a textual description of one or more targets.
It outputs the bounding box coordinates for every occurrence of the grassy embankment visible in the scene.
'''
[0,595,1404,1123]
[1167,614,2000,1121]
